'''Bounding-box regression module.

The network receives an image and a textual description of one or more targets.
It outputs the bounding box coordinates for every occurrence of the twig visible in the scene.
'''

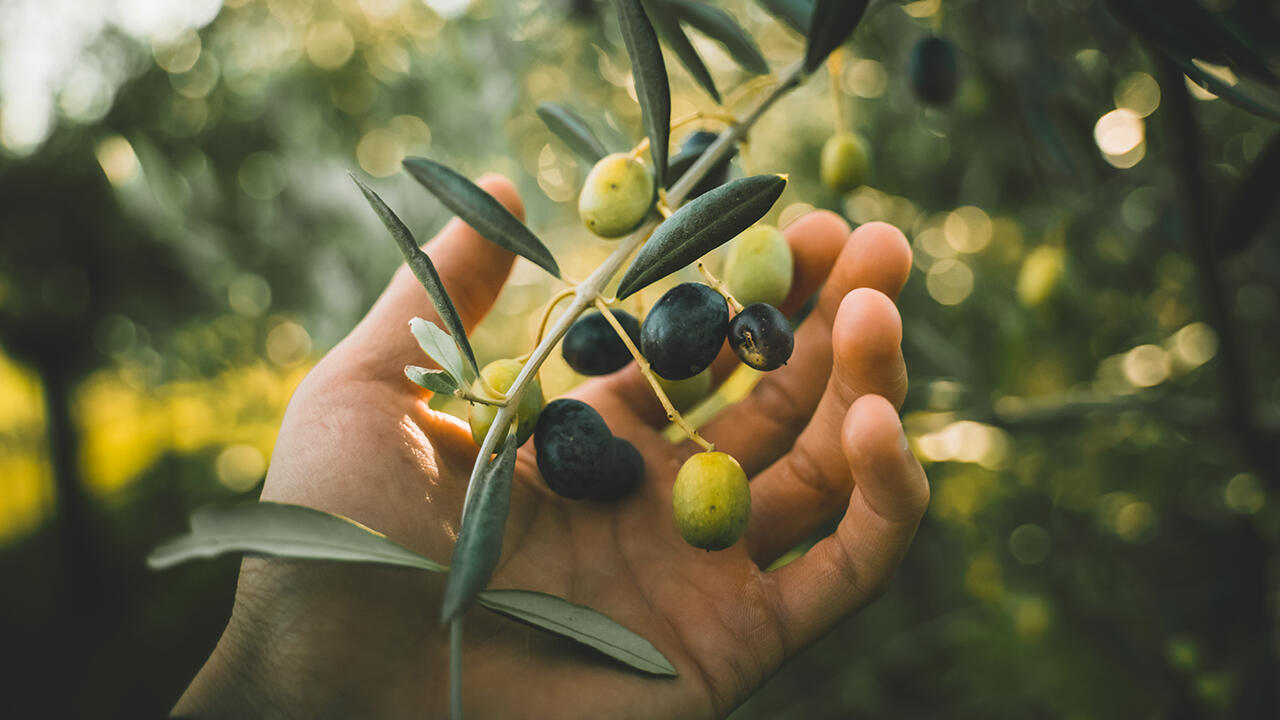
[593,296,713,451]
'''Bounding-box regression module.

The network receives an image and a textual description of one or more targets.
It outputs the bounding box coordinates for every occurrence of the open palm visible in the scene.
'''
[177,176,929,719]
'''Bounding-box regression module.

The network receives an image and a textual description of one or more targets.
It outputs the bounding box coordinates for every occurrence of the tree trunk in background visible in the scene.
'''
[40,364,102,627]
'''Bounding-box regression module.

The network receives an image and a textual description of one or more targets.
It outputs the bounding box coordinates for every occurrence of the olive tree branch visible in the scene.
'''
[459,57,807,514]
[446,58,809,720]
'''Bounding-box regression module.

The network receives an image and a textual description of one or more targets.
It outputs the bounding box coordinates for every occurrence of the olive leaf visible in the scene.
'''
[440,434,518,623]
[1103,0,1280,121]
[406,365,460,395]
[613,0,671,187]
[351,175,480,377]
[1218,132,1280,258]
[536,102,609,163]
[402,157,562,278]
[147,502,449,573]
[802,0,870,74]
[668,0,769,76]
[477,590,678,676]
[754,0,813,35]
[149,502,681,677]
[616,174,786,299]
[645,0,721,103]
[411,316,476,386]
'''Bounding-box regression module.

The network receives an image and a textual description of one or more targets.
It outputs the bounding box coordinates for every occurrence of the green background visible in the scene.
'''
[0,0,1276,717]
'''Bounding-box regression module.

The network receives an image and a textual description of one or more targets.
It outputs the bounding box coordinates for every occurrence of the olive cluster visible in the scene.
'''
[466,131,800,552]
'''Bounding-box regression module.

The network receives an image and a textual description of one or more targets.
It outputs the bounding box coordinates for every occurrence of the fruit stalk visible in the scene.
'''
[458,58,809,515]
[592,296,713,452]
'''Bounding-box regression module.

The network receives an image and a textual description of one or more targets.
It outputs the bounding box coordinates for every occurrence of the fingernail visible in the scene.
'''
[898,423,911,455]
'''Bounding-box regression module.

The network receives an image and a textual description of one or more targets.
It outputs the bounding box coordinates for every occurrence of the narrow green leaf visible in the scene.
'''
[645,0,721,103]
[147,502,448,573]
[614,0,672,187]
[476,589,678,676]
[1179,59,1280,123]
[669,0,769,76]
[441,434,518,623]
[616,174,786,299]
[1103,0,1280,121]
[1219,132,1280,258]
[536,103,610,163]
[754,0,813,35]
[351,175,480,377]
[406,365,459,395]
[411,317,475,386]
[402,157,561,278]
[802,0,870,74]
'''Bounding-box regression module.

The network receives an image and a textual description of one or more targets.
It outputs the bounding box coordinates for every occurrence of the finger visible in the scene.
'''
[743,289,906,564]
[769,394,929,649]
[577,211,852,428]
[698,221,911,471]
[336,174,524,384]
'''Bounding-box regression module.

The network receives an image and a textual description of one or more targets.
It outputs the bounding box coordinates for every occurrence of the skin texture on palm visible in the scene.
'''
[175,175,929,719]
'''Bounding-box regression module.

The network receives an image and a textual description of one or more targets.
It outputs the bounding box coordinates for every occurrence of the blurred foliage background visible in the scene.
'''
[1,0,1278,717]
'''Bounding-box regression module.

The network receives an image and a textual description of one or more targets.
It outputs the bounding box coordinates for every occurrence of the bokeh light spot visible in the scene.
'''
[926,258,974,305]
[1122,344,1170,388]
[266,321,311,367]
[1009,524,1051,565]
[1224,473,1264,514]
[306,21,355,70]
[357,129,406,178]
[95,135,141,186]
[215,444,266,492]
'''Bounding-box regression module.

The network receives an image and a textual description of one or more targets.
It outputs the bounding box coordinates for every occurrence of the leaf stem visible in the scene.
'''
[533,286,578,348]
[593,296,713,451]
[449,619,463,720]
[696,261,744,313]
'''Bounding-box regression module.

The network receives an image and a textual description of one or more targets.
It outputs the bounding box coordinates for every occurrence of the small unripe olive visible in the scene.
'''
[657,369,712,413]
[562,310,641,376]
[728,303,794,371]
[640,282,729,381]
[723,224,793,309]
[820,132,869,193]
[534,398,613,499]
[672,451,750,551]
[579,152,654,238]
[468,359,543,447]
[909,36,959,107]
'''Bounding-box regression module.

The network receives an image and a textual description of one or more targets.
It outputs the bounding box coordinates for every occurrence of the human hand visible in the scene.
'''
[176,175,929,719]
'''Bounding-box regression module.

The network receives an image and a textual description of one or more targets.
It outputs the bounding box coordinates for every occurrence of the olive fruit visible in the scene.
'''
[668,130,735,199]
[728,303,794,371]
[592,437,645,501]
[657,369,712,412]
[909,36,959,107]
[468,359,543,447]
[672,451,750,551]
[640,282,729,380]
[723,224,793,308]
[819,132,869,193]
[562,310,641,376]
[579,152,654,238]
[534,398,614,499]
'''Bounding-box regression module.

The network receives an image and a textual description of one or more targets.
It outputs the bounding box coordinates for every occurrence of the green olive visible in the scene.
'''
[468,358,543,447]
[672,451,750,551]
[657,369,713,413]
[820,132,870,193]
[723,224,793,309]
[578,152,655,238]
